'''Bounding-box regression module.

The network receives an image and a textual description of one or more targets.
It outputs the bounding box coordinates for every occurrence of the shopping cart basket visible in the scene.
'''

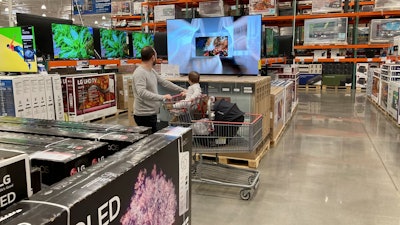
[164,95,262,200]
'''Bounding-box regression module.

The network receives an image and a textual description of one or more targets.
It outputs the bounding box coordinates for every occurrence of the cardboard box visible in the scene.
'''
[198,1,224,17]
[356,63,369,88]
[64,73,117,122]
[299,74,322,85]
[380,79,389,109]
[374,0,400,11]
[154,5,182,22]
[0,149,32,210]
[249,0,277,16]
[312,0,342,13]
[21,76,33,118]
[304,17,348,45]
[116,73,133,110]
[0,127,192,225]
[0,122,146,157]
[270,86,285,141]
[29,75,47,120]
[387,81,400,120]
[0,116,151,135]
[0,76,25,118]
[43,75,55,120]
[371,75,381,104]
[51,74,65,121]
[370,19,400,43]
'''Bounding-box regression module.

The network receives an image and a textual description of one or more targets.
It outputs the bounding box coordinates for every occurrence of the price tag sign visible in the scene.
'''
[334,58,340,62]
[77,60,89,67]
[367,58,373,62]
[120,59,128,65]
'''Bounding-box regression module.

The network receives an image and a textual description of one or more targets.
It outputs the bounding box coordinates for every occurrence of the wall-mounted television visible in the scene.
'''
[166,15,262,75]
[0,26,37,72]
[99,28,129,58]
[51,23,95,59]
[132,32,154,58]
[16,13,73,59]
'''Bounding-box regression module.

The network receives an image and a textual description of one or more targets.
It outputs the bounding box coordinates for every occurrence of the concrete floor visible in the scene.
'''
[103,91,400,225]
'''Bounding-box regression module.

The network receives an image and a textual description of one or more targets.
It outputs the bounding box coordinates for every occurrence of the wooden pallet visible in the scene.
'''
[271,123,287,147]
[322,85,351,92]
[298,84,322,91]
[90,109,128,123]
[196,136,271,169]
[355,87,366,93]
[368,97,400,128]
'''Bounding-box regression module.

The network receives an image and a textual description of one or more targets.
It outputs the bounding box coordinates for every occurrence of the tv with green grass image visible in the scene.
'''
[100,28,129,58]
[52,23,95,59]
[132,32,154,58]
[0,26,37,72]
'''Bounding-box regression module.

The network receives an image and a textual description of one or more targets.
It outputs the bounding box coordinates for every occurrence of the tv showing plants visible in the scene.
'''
[0,26,37,72]
[100,28,129,58]
[51,23,95,59]
[132,32,154,58]
[167,15,261,75]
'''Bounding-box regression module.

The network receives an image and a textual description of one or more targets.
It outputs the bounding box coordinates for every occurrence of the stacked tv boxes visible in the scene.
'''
[61,73,118,122]
[367,64,400,125]
[0,74,64,120]
[0,117,193,225]
[270,79,296,143]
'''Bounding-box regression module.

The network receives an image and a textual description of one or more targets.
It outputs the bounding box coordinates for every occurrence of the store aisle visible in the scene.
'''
[101,91,400,225]
[190,91,400,225]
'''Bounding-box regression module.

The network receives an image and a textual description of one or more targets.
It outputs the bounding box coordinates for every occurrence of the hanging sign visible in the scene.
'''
[72,0,111,15]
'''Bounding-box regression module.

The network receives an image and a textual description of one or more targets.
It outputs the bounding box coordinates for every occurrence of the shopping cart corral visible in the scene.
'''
[164,94,263,200]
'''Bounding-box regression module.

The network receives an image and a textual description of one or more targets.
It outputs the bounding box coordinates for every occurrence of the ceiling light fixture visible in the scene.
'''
[4,7,8,12]
[41,4,47,10]
[42,13,46,17]
[102,16,106,20]
[94,20,98,25]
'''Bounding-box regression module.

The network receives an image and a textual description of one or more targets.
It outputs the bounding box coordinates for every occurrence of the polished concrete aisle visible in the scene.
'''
[190,91,400,225]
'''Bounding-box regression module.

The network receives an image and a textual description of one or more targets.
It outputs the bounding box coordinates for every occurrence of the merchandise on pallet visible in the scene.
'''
[371,72,381,104]
[116,73,133,110]
[198,0,224,17]
[380,79,389,109]
[61,73,117,122]
[311,0,342,14]
[0,149,32,210]
[0,127,192,225]
[369,19,400,43]
[249,0,277,16]
[270,86,285,143]
[0,116,152,135]
[154,4,183,22]
[387,82,400,120]
[304,17,348,45]
[374,0,400,11]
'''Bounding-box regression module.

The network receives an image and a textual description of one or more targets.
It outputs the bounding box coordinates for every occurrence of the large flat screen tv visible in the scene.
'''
[51,23,95,60]
[99,28,129,58]
[132,32,154,58]
[16,13,73,59]
[166,15,262,75]
[0,26,37,72]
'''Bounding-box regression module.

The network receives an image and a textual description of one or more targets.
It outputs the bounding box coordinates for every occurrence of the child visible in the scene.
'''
[173,71,202,108]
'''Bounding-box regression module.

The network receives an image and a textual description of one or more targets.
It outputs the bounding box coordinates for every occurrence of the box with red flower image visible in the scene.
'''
[0,127,192,225]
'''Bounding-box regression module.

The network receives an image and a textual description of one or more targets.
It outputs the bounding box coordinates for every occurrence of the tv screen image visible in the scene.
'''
[52,23,95,59]
[195,36,229,57]
[100,29,129,58]
[167,15,261,75]
[0,26,37,72]
[132,32,154,58]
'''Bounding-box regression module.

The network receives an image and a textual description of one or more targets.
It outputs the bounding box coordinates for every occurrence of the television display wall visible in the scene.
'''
[100,28,129,58]
[132,32,154,58]
[167,15,262,75]
[52,23,95,59]
[0,26,37,72]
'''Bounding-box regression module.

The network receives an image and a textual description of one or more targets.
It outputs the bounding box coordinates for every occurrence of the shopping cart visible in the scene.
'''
[163,94,262,200]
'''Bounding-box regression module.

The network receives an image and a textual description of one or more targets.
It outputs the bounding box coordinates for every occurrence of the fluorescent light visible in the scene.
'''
[41,4,46,10]
[102,16,106,20]
[42,13,46,17]
[94,20,98,24]
[4,7,8,12]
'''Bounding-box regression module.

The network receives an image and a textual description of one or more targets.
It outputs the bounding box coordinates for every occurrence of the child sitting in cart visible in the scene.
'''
[173,71,202,109]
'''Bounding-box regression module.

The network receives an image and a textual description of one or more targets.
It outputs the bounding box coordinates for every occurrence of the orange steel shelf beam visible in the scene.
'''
[295,58,384,63]
[261,57,287,65]
[294,43,391,50]
[48,59,142,69]
[112,15,142,20]
[115,27,142,31]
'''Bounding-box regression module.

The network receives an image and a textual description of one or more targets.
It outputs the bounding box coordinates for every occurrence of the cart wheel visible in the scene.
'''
[248,175,256,184]
[240,189,251,200]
